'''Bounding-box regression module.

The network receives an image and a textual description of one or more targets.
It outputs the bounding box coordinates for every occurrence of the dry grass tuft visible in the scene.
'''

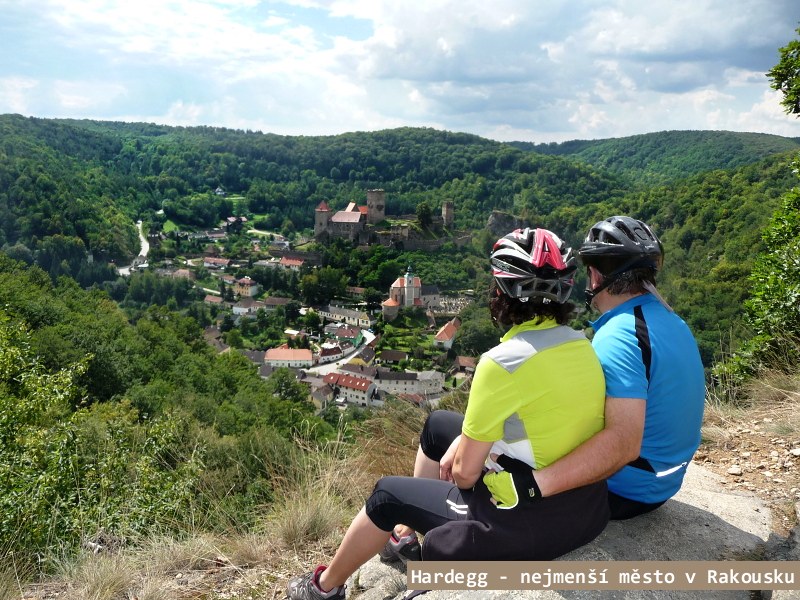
[141,533,227,576]
[702,365,800,452]
[66,554,135,600]
[224,533,274,567]
[733,368,800,435]
[265,435,359,551]
[128,577,173,600]
[350,399,429,479]
[0,560,25,600]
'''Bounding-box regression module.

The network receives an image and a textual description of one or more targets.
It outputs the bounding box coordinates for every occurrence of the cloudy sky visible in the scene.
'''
[2,0,799,142]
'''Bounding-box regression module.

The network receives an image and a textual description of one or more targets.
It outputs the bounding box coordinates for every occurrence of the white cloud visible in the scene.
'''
[0,77,38,113]
[727,90,799,134]
[54,81,128,110]
[3,0,800,140]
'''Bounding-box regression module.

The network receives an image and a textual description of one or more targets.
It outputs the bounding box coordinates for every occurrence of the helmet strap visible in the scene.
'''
[584,259,659,312]
[584,274,615,312]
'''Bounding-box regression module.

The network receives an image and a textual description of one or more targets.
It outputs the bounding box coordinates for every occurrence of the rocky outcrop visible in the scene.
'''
[486,211,528,239]
[347,463,794,600]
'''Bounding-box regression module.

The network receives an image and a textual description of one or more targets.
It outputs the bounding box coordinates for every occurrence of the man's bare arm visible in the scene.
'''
[532,396,646,497]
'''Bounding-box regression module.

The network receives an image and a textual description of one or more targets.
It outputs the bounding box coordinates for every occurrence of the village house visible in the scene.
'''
[203,325,229,353]
[330,325,363,347]
[373,367,445,398]
[254,258,280,269]
[318,304,376,328]
[233,297,264,316]
[264,347,314,368]
[223,216,247,233]
[204,294,224,306]
[311,383,335,410]
[171,268,195,280]
[347,345,375,367]
[433,317,461,350]
[240,350,266,366]
[233,276,260,297]
[279,256,305,272]
[317,343,345,365]
[203,257,230,270]
[262,296,292,312]
[452,355,477,376]
[323,372,382,408]
[377,349,408,365]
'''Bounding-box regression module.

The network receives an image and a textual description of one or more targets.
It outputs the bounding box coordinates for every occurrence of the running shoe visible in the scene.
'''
[286,566,346,600]
[379,532,422,563]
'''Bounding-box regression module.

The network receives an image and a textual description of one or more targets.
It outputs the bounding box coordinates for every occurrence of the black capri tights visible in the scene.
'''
[365,411,470,533]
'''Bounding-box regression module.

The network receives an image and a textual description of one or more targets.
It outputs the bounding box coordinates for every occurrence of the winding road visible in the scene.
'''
[117,220,149,276]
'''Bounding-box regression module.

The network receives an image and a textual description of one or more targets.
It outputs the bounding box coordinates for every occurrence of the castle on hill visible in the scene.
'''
[314,189,456,249]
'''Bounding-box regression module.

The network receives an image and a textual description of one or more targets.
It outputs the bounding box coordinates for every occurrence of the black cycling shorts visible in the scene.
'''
[364,410,610,561]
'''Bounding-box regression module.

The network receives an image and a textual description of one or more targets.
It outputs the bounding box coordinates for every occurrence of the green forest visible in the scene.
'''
[2,110,800,574]
[2,114,798,361]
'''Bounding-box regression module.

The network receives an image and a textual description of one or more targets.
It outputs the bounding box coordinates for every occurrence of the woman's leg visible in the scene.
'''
[412,444,439,479]
[318,507,391,591]
[395,410,464,538]
[320,475,469,591]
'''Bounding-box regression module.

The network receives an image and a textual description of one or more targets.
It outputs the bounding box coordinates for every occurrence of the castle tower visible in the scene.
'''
[314,200,331,237]
[442,200,454,228]
[366,189,385,225]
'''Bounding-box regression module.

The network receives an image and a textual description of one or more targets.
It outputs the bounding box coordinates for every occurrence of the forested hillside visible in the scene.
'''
[0,253,332,559]
[515,130,800,185]
[2,114,799,365]
[535,154,798,363]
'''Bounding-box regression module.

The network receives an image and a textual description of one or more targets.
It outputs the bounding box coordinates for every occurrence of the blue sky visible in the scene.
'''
[1,0,799,142]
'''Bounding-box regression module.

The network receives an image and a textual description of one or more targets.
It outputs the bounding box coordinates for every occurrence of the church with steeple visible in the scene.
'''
[381,266,440,321]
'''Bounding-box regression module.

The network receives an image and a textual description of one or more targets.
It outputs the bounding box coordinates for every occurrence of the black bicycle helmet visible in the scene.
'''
[490,228,577,303]
[579,216,663,274]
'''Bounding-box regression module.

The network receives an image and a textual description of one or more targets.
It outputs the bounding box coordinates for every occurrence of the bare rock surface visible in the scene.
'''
[348,463,785,600]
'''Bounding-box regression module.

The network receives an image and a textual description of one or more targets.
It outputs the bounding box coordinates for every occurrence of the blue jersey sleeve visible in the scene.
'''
[592,320,648,399]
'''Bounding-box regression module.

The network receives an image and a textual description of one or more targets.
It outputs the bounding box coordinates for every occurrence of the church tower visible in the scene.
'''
[404,265,420,307]
[366,189,385,225]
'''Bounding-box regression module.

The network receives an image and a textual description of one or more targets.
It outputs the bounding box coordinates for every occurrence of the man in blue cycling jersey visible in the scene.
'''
[488,216,705,520]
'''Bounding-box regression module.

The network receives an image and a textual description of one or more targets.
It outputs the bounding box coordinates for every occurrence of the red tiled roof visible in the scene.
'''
[382,298,400,307]
[280,257,304,267]
[204,257,230,266]
[265,348,312,362]
[323,372,371,392]
[435,319,460,342]
[335,326,360,338]
[204,294,223,304]
[316,201,330,211]
[390,276,422,288]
